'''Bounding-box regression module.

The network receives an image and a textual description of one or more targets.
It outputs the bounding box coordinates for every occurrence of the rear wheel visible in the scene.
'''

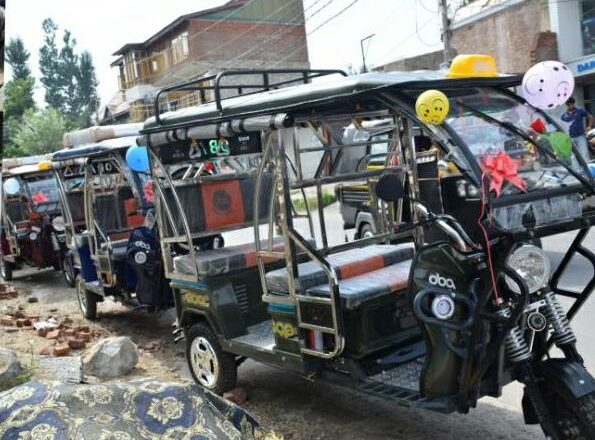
[359,223,375,239]
[76,275,98,320]
[541,389,595,439]
[0,257,14,281]
[186,323,237,394]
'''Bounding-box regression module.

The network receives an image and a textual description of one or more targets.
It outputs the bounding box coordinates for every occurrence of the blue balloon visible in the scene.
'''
[589,163,595,178]
[126,146,150,173]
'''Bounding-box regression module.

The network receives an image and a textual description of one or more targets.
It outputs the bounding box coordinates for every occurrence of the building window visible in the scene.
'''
[171,32,189,65]
[582,0,595,55]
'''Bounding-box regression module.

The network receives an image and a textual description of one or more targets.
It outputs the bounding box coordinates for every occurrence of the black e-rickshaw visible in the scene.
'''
[1,156,69,282]
[141,65,595,439]
[52,127,172,319]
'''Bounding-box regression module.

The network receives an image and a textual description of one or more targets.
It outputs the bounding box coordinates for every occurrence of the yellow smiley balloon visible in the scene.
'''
[415,90,450,125]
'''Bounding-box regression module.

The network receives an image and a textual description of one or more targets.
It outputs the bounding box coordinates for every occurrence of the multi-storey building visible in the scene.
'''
[101,0,309,124]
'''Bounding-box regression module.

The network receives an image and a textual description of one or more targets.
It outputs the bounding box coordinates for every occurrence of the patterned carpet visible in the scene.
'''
[0,379,257,439]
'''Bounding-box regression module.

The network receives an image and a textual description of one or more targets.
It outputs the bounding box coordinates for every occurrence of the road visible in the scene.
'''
[6,208,594,440]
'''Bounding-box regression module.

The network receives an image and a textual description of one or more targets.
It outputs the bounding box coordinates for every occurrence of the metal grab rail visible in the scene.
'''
[153,68,347,125]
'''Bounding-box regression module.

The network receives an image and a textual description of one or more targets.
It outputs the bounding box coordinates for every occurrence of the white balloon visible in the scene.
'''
[3,178,21,196]
[522,61,575,110]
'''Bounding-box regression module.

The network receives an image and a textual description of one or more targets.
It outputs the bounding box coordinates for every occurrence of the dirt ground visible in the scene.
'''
[0,266,548,440]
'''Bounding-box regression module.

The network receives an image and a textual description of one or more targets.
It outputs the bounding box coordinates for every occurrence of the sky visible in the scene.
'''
[5,0,443,107]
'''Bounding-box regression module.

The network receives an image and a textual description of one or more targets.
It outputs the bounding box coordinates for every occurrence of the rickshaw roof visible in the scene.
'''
[142,71,522,132]
[2,155,52,177]
[52,136,138,162]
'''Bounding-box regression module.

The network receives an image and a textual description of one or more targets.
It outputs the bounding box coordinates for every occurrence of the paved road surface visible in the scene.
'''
[6,209,594,439]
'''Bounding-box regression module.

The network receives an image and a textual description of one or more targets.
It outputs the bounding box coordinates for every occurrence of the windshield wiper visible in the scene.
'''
[458,102,593,193]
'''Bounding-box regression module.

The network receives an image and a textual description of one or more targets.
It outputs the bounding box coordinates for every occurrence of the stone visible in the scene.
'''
[35,355,83,382]
[79,332,91,343]
[64,329,75,337]
[46,329,61,340]
[67,338,86,350]
[75,325,90,333]
[0,349,23,391]
[223,387,248,406]
[49,308,58,313]
[39,343,56,356]
[53,343,71,357]
[26,296,38,303]
[5,328,18,333]
[37,328,48,337]
[83,337,139,378]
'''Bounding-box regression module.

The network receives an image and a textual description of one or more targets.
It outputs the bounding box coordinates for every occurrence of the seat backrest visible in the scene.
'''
[163,173,273,236]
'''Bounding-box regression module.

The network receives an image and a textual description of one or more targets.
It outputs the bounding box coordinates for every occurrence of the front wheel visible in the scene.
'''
[62,255,75,287]
[541,389,595,439]
[0,257,14,281]
[186,323,237,394]
[75,275,98,320]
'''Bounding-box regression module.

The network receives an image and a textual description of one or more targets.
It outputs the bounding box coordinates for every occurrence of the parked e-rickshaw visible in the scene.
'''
[141,63,595,438]
[0,156,69,282]
[52,124,172,319]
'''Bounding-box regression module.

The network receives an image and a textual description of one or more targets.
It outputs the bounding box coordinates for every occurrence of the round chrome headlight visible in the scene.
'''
[505,245,550,294]
[52,216,65,232]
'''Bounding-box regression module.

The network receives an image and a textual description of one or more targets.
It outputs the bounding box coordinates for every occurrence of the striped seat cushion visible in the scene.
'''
[265,243,415,293]
[173,237,286,276]
[306,260,412,310]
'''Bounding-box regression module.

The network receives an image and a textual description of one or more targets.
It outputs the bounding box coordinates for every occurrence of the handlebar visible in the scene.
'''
[414,202,475,251]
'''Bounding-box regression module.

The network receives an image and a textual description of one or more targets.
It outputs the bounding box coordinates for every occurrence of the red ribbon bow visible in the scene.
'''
[482,151,526,197]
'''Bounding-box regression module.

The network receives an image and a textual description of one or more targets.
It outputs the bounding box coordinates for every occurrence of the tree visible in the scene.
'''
[5,38,31,80]
[10,107,71,156]
[38,18,99,127]
[76,51,99,126]
[4,77,35,121]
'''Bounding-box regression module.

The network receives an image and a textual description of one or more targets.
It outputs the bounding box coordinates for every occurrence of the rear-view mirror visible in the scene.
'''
[375,173,404,203]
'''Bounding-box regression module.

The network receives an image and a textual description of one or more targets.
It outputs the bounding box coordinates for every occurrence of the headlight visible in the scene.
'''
[52,216,66,232]
[505,245,550,294]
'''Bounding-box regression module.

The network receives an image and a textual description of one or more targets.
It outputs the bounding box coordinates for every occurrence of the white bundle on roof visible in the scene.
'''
[63,123,143,148]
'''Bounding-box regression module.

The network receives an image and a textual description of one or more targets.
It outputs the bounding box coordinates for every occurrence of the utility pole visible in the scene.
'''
[360,34,375,73]
[439,0,452,63]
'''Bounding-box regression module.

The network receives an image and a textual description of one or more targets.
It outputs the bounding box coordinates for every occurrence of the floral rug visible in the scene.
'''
[0,379,257,439]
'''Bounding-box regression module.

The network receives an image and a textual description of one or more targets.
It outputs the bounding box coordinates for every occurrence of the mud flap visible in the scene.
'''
[523,359,595,425]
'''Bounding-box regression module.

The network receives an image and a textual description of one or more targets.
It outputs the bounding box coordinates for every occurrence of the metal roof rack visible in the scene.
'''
[153,68,347,125]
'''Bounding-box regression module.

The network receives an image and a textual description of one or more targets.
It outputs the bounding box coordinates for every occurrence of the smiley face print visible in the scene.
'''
[522,61,575,110]
[415,90,450,125]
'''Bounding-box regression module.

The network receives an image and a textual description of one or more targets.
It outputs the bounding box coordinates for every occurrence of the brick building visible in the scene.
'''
[101,0,309,124]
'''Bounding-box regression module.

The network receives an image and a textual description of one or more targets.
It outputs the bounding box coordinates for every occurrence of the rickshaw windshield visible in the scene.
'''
[25,175,60,213]
[443,88,590,195]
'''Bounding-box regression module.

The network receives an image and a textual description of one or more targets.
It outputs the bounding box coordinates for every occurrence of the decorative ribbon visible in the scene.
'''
[482,151,526,197]
[31,192,49,204]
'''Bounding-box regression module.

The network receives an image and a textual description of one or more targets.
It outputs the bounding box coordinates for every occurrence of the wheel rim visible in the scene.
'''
[189,336,220,389]
[76,278,88,315]
[362,229,374,239]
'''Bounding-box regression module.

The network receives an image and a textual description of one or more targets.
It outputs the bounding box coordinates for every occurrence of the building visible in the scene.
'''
[101,0,309,124]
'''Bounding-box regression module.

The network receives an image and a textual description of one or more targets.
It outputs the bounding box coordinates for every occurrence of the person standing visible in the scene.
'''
[561,97,593,163]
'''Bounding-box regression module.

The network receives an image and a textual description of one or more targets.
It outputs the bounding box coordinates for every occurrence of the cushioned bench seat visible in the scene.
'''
[265,244,415,294]
[173,237,286,276]
[306,260,412,310]
[101,239,130,260]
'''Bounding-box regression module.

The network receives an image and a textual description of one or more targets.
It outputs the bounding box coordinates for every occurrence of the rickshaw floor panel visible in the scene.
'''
[229,320,275,350]
[367,357,424,392]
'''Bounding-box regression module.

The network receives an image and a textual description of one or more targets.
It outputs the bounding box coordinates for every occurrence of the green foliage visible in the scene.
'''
[10,107,72,156]
[5,37,31,80]
[4,77,36,121]
[39,18,98,127]
[291,190,337,213]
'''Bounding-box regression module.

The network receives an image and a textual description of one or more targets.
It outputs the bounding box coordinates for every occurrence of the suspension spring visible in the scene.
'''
[497,307,532,363]
[543,291,576,347]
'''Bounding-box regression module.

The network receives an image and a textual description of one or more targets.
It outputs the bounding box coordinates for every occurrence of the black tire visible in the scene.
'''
[62,256,75,288]
[359,222,375,240]
[186,323,237,395]
[0,257,14,281]
[542,389,595,439]
[75,275,98,320]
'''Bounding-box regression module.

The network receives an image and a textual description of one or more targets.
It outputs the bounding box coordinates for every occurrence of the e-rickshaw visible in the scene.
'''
[142,64,595,439]
[0,156,69,282]
[52,125,172,319]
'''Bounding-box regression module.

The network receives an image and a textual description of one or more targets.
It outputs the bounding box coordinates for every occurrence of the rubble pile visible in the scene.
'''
[0,282,19,300]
